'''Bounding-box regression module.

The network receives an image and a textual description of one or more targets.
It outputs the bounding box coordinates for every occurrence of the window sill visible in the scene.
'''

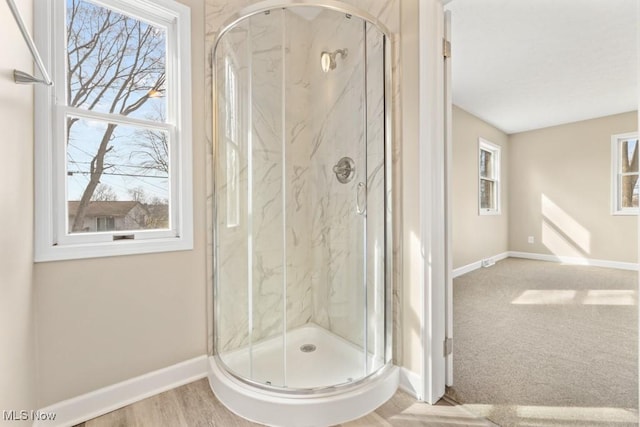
[34,236,193,262]
[479,210,502,216]
[612,210,639,216]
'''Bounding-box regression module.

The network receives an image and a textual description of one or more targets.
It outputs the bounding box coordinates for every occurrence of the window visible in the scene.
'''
[612,132,639,215]
[35,0,192,261]
[97,217,116,232]
[479,138,501,215]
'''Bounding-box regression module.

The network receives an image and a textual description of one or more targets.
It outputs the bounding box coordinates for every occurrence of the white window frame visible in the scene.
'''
[478,138,501,215]
[611,132,639,216]
[34,0,193,262]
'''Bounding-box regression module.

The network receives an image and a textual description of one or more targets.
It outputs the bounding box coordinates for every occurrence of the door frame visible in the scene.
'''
[417,0,449,404]
[444,8,453,388]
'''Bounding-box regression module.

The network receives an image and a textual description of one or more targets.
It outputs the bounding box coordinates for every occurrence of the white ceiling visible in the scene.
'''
[445,0,639,134]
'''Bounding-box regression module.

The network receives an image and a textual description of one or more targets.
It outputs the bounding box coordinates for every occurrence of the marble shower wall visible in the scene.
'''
[284,11,314,332]
[206,0,400,362]
[306,14,387,360]
[246,11,286,348]
[307,10,366,347]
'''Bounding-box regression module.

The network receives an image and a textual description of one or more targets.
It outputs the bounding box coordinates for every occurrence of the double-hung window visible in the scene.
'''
[478,138,501,215]
[35,0,192,261]
[612,132,639,215]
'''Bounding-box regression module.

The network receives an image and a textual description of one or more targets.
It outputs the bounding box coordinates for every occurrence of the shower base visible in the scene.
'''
[219,323,384,389]
[208,324,399,426]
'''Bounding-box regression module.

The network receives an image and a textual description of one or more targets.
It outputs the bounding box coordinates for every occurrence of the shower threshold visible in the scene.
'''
[209,331,398,427]
[218,323,385,390]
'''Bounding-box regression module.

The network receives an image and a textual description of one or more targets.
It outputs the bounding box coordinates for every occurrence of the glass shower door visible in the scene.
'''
[246,10,287,388]
[214,10,288,388]
[364,20,387,376]
[214,19,252,381]
[214,4,389,392]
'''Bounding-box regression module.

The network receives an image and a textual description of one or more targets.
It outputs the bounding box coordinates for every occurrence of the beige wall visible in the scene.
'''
[453,108,638,267]
[0,0,37,421]
[452,105,509,268]
[34,0,208,406]
[400,0,421,374]
[509,111,638,263]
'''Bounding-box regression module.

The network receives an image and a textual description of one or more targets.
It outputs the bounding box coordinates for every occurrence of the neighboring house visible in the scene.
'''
[68,201,151,232]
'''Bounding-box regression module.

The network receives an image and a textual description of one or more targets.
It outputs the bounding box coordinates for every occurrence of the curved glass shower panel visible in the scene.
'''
[365,20,387,375]
[215,10,287,388]
[214,19,252,379]
[214,3,389,392]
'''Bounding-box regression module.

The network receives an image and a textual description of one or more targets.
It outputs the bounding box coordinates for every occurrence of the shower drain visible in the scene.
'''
[300,344,316,353]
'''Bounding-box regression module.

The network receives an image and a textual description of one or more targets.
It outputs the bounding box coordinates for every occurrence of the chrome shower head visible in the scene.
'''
[320,48,348,72]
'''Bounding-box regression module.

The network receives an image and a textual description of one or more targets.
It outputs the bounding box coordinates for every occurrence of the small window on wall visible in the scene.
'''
[479,138,501,215]
[612,132,639,215]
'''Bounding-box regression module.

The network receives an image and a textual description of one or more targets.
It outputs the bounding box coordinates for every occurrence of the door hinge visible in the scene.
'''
[443,38,451,59]
[444,337,453,357]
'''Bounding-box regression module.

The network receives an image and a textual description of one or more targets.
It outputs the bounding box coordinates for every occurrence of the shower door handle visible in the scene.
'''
[356,182,366,215]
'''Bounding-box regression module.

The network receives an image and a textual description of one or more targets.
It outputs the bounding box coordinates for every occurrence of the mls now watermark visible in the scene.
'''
[3,410,57,422]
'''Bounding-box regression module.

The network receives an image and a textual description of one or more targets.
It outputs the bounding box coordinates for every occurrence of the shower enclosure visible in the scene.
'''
[209,2,396,424]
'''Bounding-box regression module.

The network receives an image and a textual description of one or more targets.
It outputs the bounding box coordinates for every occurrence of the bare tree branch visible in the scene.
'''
[67,0,166,232]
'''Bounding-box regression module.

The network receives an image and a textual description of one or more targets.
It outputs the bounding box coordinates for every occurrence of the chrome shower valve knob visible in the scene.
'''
[332,157,355,183]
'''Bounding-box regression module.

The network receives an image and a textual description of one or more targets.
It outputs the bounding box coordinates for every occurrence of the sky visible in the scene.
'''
[65,0,169,204]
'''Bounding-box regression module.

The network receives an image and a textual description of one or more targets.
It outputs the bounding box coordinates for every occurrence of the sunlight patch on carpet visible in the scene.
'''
[462,403,638,425]
[512,289,636,305]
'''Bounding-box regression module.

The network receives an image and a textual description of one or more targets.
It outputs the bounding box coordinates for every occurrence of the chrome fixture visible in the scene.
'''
[5,0,53,85]
[320,48,348,72]
[333,157,355,183]
[356,182,366,215]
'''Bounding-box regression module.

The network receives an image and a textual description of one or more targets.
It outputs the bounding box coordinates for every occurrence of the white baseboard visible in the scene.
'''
[34,355,209,427]
[453,251,638,278]
[452,252,509,278]
[398,367,422,400]
[509,251,639,271]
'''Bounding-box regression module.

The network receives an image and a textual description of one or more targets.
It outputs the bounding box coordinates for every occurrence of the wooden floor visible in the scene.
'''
[74,378,494,427]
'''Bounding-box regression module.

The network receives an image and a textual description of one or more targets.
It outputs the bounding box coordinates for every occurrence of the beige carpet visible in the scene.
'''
[447,258,638,427]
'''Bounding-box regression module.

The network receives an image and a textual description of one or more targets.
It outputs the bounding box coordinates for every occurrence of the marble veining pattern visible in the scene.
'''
[205,0,401,373]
